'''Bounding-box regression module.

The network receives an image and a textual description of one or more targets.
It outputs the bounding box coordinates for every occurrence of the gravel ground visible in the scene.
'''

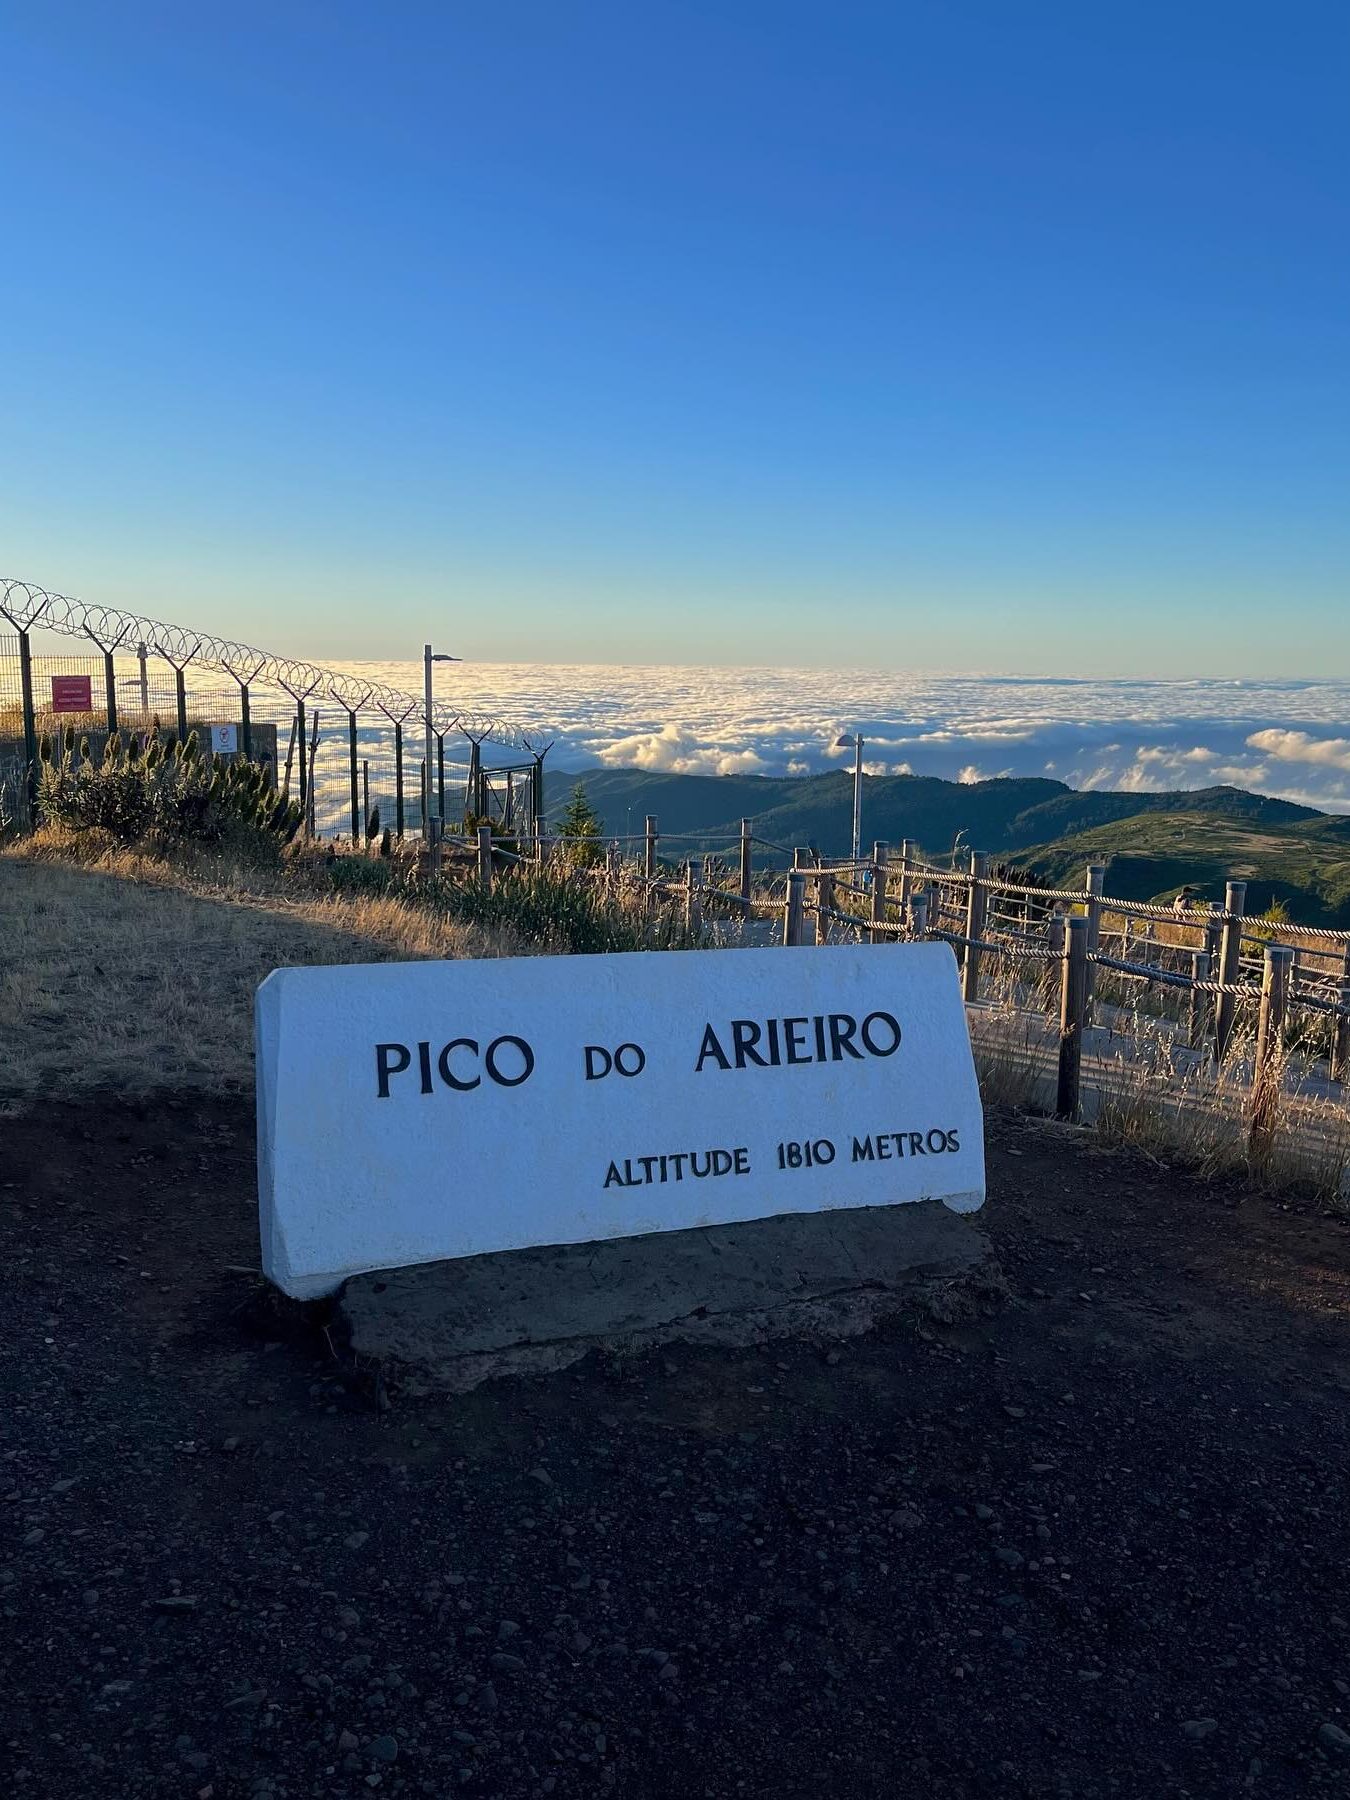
[3,1097,1350,1798]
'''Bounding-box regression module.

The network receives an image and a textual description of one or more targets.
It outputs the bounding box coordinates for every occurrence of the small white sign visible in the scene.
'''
[257,945,985,1298]
[210,724,238,755]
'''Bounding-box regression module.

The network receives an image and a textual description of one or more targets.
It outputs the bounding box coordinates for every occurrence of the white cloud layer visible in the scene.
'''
[271,662,1350,815]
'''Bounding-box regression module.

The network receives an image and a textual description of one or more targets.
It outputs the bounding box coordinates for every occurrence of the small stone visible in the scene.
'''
[527,1467,553,1486]
[338,1607,361,1630]
[22,1528,45,1547]
[994,1548,1025,1569]
[344,1532,369,1551]
[497,1619,520,1639]
[367,1735,398,1764]
[1003,1405,1026,1420]
[222,1437,240,1453]
[1319,1722,1350,1753]
[974,1505,994,1521]
[1182,1719,1218,1741]
[489,1652,525,1673]
[154,1596,199,1612]
[338,1730,360,1752]
[51,1478,78,1493]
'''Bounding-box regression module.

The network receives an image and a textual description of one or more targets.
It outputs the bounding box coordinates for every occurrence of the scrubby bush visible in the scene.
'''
[36,726,303,855]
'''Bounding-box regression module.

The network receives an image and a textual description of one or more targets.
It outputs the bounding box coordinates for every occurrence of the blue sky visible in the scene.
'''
[4,1,1347,672]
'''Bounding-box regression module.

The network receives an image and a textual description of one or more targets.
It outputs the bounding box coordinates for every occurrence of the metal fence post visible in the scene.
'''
[362,759,370,845]
[347,710,360,846]
[175,665,189,743]
[102,648,118,737]
[1057,914,1089,1121]
[962,851,988,1002]
[17,627,38,826]
[239,680,253,759]
[296,698,308,832]
[641,814,657,880]
[428,816,443,876]
[783,870,806,946]
[1250,944,1292,1167]
[870,841,888,943]
[1214,880,1247,1060]
[477,824,493,893]
[739,818,752,915]
[394,721,405,838]
[1043,904,1066,1007]
[909,888,929,939]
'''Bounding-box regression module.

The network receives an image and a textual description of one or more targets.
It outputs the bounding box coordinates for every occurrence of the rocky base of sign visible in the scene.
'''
[339,1202,995,1392]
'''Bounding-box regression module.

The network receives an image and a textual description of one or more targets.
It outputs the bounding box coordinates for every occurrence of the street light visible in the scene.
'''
[423,643,461,833]
[835,732,864,863]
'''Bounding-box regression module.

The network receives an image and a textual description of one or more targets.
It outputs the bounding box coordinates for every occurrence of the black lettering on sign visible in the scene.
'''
[438,1038,480,1092]
[484,1035,534,1087]
[694,1024,731,1072]
[376,1043,410,1098]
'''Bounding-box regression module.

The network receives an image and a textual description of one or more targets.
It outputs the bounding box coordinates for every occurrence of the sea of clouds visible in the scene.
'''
[340,663,1350,813]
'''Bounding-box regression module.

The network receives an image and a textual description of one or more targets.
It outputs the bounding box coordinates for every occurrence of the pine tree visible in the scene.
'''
[558,781,604,867]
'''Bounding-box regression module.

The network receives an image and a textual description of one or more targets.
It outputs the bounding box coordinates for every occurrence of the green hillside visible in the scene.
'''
[544,767,1350,926]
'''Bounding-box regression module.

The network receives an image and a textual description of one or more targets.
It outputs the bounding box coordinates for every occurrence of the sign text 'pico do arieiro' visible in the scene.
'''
[256,944,985,1297]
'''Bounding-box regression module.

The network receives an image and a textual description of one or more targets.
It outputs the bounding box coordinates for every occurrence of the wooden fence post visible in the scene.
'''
[783,871,806,947]
[909,888,928,939]
[817,868,835,945]
[1188,948,1213,1052]
[686,862,703,936]
[1331,942,1350,1085]
[739,818,753,916]
[1082,863,1106,1020]
[1057,914,1089,1122]
[898,838,915,913]
[644,814,658,881]
[962,851,988,1003]
[477,824,493,893]
[1250,943,1292,1167]
[1214,880,1247,1061]
[869,841,888,943]
[606,842,620,895]
[1043,904,1066,1006]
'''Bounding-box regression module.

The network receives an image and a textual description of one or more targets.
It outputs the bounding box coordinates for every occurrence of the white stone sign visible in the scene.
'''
[209,723,238,755]
[257,944,985,1297]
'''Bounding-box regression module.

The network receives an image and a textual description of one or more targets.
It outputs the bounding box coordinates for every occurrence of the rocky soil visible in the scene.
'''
[3,1098,1350,1798]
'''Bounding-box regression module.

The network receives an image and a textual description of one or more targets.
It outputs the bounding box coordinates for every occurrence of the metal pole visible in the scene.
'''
[854,736,864,863]
[437,734,446,824]
[137,643,149,714]
[362,759,370,845]
[103,649,118,737]
[239,681,252,759]
[909,889,929,938]
[296,699,308,832]
[17,628,38,826]
[645,815,658,880]
[394,721,405,838]
[175,665,188,743]
[738,818,752,915]
[898,838,915,913]
[348,710,360,846]
[423,644,434,837]
[477,823,493,893]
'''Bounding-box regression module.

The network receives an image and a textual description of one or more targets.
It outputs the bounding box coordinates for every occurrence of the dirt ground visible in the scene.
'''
[3,1098,1350,1799]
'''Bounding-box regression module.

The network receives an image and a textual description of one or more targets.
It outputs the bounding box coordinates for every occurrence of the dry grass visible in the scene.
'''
[0,829,525,1102]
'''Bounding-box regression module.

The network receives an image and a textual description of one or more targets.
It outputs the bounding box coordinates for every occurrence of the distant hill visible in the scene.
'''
[545,767,1350,926]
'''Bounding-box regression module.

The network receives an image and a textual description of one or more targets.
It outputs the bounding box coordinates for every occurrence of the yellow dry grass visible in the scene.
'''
[0,831,525,1102]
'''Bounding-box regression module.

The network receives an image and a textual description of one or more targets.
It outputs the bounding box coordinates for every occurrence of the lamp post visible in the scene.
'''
[835,732,864,862]
[423,644,461,834]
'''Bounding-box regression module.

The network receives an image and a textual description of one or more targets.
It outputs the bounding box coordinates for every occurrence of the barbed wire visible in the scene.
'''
[0,576,545,753]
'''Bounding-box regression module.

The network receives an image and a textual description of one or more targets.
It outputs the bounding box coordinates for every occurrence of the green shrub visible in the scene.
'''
[36,728,303,856]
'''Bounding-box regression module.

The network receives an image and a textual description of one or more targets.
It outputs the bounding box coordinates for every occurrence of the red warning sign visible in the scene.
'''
[51,675,94,713]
